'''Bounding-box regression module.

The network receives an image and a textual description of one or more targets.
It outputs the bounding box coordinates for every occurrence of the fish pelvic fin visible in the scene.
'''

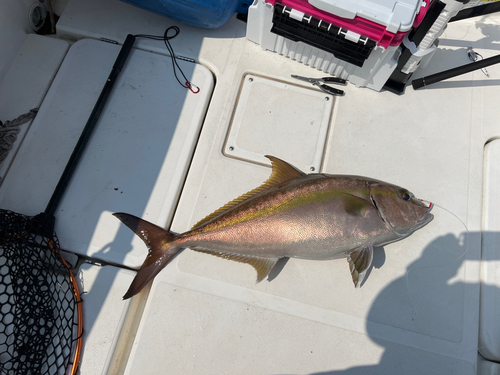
[347,244,374,288]
[113,213,179,300]
[191,156,305,230]
[191,247,279,282]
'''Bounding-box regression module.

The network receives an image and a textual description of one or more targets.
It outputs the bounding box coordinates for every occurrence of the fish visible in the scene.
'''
[114,155,433,299]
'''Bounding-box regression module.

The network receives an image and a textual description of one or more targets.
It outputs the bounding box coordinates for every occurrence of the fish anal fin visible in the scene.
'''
[340,193,373,217]
[347,244,374,288]
[191,156,305,230]
[192,247,279,283]
[248,256,280,282]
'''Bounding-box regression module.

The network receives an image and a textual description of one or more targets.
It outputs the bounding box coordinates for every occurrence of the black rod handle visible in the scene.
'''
[412,52,500,90]
[45,34,136,216]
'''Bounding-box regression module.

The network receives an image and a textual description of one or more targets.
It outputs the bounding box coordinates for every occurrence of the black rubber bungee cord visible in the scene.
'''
[135,26,200,93]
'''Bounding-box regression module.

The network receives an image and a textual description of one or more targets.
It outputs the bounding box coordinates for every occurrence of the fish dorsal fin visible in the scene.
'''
[192,247,279,282]
[347,244,374,288]
[191,156,305,230]
[264,155,305,185]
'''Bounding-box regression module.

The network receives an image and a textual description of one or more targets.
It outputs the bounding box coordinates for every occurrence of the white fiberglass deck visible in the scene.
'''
[1,0,500,373]
[0,38,214,268]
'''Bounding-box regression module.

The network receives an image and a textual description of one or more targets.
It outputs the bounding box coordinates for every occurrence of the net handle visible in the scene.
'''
[45,34,136,217]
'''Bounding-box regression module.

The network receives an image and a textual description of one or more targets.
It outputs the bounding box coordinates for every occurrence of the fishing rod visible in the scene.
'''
[412,52,500,90]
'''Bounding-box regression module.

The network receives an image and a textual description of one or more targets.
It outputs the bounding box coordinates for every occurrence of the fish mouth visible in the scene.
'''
[414,199,434,229]
[419,199,433,211]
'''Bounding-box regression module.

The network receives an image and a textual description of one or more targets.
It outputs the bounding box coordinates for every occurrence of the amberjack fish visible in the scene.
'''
[115,156,433,299]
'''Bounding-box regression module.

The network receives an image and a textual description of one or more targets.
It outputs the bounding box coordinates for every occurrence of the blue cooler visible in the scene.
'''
[121,0,250,28]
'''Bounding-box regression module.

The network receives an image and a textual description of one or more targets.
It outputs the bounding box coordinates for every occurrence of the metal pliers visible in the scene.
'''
[291,75,346,96]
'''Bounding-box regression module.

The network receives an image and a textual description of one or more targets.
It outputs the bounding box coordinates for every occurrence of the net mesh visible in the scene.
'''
[0,209,80,375]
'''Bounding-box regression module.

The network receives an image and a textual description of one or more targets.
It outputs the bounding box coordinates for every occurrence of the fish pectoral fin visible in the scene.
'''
[347,244,374,288]
[191,248,279,282]
[340,193,373,217]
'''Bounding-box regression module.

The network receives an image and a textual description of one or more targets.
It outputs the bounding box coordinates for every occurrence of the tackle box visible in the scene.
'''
[246,0,430,90]
[246,0,490,92]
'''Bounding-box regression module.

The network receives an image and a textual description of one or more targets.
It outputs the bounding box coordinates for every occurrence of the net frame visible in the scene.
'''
[0,209,82,375]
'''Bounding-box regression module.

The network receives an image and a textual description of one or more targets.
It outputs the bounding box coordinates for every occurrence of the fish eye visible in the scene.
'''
[400,190,411,201]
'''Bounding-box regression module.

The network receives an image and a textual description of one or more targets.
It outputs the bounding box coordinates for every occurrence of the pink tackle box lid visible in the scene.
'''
[266,0,431,48]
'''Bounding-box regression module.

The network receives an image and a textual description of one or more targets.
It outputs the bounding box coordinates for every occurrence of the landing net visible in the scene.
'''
[0,209,82,375]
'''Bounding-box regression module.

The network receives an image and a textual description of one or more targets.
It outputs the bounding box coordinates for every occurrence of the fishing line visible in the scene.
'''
[432,203,470,234]
[426,202,470,264]
[134,26,200,93]
[405,202,470,317]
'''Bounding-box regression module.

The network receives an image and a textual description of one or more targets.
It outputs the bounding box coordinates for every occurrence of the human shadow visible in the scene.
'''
[310,231,499,375]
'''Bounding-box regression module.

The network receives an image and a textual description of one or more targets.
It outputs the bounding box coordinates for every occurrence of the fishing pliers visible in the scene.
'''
[291,75,347,96]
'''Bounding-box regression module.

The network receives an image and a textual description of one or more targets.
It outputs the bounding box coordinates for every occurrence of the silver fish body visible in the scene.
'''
[115,156,433,299]
[179,176,405,258]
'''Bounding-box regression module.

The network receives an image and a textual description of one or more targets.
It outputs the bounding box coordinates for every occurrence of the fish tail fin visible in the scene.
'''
[113,213,180,300]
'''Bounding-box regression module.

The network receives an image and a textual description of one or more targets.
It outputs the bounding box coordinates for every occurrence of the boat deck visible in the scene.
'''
[1,0,500,373]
